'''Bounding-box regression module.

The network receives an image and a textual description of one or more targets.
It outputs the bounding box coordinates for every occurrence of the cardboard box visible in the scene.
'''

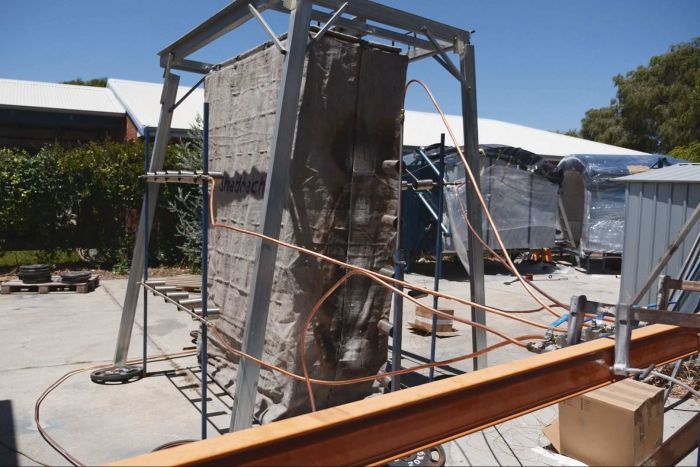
[558,379,664,466]
[412,306,454,333]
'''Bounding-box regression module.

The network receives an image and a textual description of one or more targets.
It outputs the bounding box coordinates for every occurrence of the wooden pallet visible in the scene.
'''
[0,275,100,294]
[155,274,201,292]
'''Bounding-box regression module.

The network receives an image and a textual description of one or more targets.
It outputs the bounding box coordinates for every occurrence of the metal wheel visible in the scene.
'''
[90,365,143,384]
[388,445,447,467]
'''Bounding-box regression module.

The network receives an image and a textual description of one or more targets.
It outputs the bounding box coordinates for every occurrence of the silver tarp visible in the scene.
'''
[204,34,406,423]
[440,145,560,271]
[556,154,677,255]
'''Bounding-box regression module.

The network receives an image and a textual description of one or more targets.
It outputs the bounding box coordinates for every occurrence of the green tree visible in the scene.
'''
[61,77,108,87]
[165,117,204,270]
[580,37,700,155]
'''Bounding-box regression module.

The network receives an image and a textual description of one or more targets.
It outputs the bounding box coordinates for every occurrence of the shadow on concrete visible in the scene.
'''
[0,399,18,466]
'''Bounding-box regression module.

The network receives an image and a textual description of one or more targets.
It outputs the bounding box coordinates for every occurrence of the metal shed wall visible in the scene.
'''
[619,180,700,306]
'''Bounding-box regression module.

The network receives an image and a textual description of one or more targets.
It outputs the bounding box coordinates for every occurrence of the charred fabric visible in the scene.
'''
[205,33,406,422]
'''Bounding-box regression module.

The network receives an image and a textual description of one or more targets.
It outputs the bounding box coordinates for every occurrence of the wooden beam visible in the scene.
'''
[641,412,700,466]
[112,324,699,466]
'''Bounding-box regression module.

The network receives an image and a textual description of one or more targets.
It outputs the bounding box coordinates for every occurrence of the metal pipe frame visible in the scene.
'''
[113,323,700,466]
[115,0,482,434]
[200,102,210,440]
[458,41,487,370]
[158,0,466,71]
[229,0,313,432]
[113,71,179,365]
[142,130,150,375]
[428,135,446,382]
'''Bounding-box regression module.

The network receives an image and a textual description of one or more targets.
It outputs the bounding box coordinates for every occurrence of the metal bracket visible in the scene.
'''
[566,295,587,346]
[422,27,468,88]
[308,1,348,46]
[249,3,288,54]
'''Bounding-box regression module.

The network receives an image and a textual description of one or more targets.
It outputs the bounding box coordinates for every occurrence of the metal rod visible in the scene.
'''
[200,102,209,440]
[114,72,180,365]
[566,295,587,346]
[459,42,487,370]
[432,54,468,88]
[416,192,448,234]
[141,282,209,325]
[169,75,206,112]
[248,3,287,54]
[390,109,408,392]
[416,149,441,179]
[423,27,468,88]
[230,0,312,432]
[311,1,348,43]
[142,129,150,375]
[429,134,445,381]
[159,0,279,65]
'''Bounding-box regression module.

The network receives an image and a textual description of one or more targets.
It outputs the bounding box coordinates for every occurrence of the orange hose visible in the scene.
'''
[404,79,562,318]
[208,179,563,332]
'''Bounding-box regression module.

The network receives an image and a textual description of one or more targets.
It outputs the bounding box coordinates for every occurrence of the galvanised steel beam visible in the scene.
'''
[312,0,470,43]
[408,45,455,63]
[158,0,282,67]
[171,59,214,74]
[113,324,700,466]
[305,9,445,52]
[114,72,180,365]
[229,0,313,433]
[459,42,487,370]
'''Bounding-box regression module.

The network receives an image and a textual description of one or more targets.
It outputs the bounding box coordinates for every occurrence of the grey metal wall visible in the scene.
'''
[619,181,700,306]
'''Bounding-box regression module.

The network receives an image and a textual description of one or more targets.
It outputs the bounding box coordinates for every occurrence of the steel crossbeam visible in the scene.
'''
[113,323,699,466]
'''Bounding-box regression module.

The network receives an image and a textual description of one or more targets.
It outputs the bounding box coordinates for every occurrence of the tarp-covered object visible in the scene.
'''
[437,145,560,270]
[556,154,677,255]
[204,34,406,423]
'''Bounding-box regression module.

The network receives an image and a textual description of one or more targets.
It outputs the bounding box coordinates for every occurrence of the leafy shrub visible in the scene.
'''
[0,140,194,269]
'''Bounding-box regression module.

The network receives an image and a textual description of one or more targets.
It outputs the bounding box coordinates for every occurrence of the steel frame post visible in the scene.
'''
[142,130,151,374]
[429,134,445,382]
[229,0,313,431]
[458,41,487,370]
[114,71,180,365]
[390,109,408,392]
[200,102,210,439]
[566,295,587,346]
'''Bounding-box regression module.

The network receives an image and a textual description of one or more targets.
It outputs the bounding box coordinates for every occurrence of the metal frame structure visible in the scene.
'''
[614,203,700,374]
[113,322,700,466]
[110,0,486,434]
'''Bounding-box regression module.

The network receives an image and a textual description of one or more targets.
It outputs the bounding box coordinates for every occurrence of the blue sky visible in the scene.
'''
[2,0,698,131]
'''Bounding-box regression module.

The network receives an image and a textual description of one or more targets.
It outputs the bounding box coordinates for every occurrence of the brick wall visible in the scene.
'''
[125,115,139,141]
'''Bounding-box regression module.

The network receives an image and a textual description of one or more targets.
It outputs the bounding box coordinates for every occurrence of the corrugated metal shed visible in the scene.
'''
[107,78,203,137]
[616,163,700,183]
[402,110,650,159]
[618,165,700,307]
[0,78,125,115]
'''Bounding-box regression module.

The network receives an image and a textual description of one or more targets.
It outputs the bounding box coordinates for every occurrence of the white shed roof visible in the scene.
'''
[0,78,125,116]
[617,163,700,183]
[107,78,203,136]
[403,110,649,158]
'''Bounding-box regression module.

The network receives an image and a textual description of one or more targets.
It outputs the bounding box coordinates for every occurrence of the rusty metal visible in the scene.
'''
[112,324,699,466]
[641,412,700,466]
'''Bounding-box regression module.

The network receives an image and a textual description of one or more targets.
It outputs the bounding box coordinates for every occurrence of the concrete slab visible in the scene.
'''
[0,278,206,465]
[0,266,697,466]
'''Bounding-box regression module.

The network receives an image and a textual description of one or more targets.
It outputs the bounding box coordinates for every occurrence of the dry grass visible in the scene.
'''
[646,359,699,398]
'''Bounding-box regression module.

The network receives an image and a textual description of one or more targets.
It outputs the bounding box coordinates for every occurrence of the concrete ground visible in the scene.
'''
[0,263,697,465]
